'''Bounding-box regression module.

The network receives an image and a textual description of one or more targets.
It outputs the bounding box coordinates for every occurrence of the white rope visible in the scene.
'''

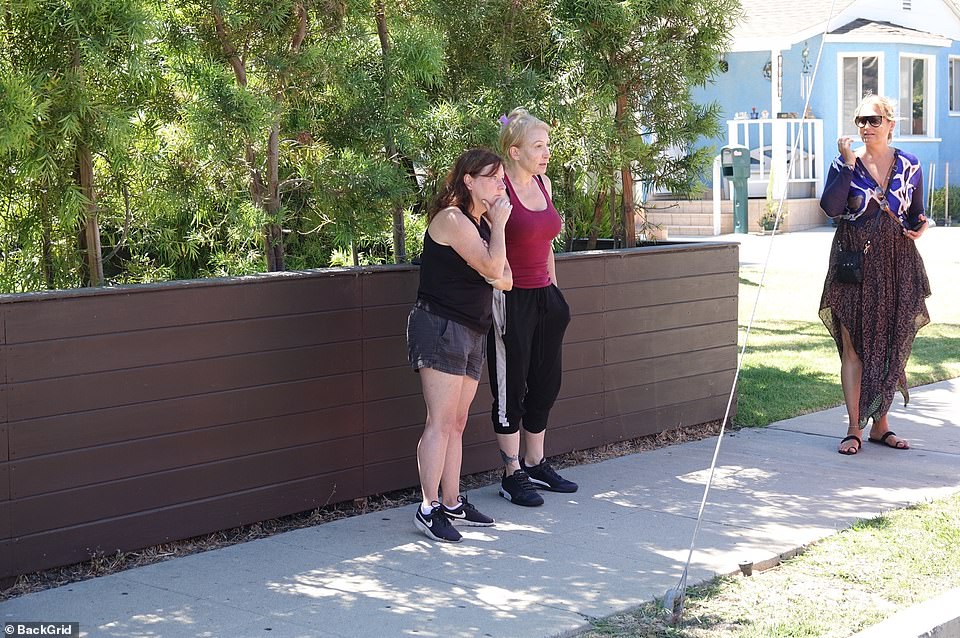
[666,0,841,623]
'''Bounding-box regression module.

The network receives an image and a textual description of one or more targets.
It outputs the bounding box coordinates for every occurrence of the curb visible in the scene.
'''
[848,587,960,638]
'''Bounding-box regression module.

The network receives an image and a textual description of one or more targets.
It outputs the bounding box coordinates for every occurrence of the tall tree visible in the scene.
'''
[164,1,347,271]
[549,0,738,247]
[0,0,160,288]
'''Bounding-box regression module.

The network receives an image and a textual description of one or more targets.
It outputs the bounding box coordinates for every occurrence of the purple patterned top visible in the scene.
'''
[819,149,925,229]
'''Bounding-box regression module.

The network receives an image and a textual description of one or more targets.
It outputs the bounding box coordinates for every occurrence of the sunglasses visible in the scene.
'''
[854,115,886,128]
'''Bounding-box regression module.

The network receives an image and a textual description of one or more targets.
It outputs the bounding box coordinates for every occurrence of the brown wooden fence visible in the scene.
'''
[0,242,738,579]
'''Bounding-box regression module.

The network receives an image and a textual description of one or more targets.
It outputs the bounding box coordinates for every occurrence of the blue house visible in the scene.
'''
[672,0,960,233]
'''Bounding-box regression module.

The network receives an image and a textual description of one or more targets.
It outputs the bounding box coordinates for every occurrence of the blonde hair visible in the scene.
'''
[499,108,550,166]
[856,95,897,142]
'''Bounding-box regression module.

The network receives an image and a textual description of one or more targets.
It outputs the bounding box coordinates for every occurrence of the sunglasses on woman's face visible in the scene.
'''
[855,115,885,128]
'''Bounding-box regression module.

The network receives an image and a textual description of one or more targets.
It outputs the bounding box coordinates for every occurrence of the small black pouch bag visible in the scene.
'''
[835,248,863,283]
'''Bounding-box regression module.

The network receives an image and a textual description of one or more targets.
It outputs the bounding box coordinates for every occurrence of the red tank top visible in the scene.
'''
[504,173,562,289]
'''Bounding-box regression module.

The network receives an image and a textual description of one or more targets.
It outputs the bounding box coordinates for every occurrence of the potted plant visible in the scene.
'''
[759,168,786,233]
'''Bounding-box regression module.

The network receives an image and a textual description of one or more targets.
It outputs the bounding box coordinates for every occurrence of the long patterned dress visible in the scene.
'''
[818,149,931,429]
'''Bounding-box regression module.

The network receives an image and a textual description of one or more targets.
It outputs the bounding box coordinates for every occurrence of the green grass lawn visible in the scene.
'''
[734,264,960,427]
[579,493,960,638]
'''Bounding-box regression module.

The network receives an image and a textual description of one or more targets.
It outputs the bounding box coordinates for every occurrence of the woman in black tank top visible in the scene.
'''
[407,148,513,543]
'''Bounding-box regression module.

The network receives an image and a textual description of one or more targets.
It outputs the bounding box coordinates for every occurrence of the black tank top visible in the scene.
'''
[416,211,493,334]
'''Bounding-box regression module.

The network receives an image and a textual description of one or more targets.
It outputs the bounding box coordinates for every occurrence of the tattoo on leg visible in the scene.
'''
[499,449,519,465]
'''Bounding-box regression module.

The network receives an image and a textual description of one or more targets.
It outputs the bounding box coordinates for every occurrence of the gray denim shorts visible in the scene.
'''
[406,306,486,381]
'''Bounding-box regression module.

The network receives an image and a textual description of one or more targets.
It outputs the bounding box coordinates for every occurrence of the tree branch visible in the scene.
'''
[211,7,247,86]
[104,180,132,263]
[291,2,307,53]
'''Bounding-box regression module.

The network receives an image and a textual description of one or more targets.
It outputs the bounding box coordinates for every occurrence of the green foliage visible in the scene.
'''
[927,186,960,225]
[0,0,164,291]
[1,0,741,292]
[547,0,739,246]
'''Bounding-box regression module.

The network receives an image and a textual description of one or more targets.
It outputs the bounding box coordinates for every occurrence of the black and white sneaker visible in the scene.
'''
[499,470,544,507]
[414,502,462,543]
[443,495,495,527]
[521,457,578,493]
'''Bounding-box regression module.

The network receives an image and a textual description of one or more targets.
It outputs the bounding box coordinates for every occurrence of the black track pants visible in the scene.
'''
[487,284,571,435]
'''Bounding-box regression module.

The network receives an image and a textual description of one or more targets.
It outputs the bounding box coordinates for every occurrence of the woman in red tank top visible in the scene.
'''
[487,109,577,507]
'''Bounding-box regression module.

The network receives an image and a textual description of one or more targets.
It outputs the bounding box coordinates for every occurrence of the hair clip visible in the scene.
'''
[498,114,509,127]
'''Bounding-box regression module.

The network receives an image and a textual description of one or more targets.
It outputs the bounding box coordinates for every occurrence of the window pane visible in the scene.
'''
[862,56,879,95]
[900,58,911,136]
[947,60,957,111]
[842,57,859,136]
[913,58,925,135]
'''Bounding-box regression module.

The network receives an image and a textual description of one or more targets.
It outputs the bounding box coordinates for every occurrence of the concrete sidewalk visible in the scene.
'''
[2,377,958,638]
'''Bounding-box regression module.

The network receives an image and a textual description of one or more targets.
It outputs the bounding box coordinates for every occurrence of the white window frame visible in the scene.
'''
[949,55,960,115]
[836,52,884,138]
[898,53,936,137]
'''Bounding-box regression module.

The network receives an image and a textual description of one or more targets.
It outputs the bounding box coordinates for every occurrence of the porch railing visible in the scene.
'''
[726,118,825,199]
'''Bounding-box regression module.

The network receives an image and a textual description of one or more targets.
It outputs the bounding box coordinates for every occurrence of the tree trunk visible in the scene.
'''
[77,142,104,286]
[608,185,619,248]
[375,1,406,263]
[586,189,607,251]
[615,90,637,248]
[40,184,55,289]
[214,6,284,271]
[563,166,576,252]
[264,121,284,271]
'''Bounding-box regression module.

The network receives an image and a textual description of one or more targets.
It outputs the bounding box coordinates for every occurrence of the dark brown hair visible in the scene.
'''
[429,148,503,221]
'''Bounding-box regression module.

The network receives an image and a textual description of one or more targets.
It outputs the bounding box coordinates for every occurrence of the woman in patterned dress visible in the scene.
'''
[818,95,931,455]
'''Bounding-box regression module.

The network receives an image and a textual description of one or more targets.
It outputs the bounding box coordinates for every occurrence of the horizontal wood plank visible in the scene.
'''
[555,256,605,289]
[556,366,604,401]
[7,310,361,383]
[561,286,602,314]
[562,339,604,371]
[604,246,737,284]
[604,298,738,338]
[0,540,10,580]
[603,345,737,391]
[8,342,362,421]
[362,304,410,340]
[362,366,422,402]
[10,374,363,459]
[11,405,362,498]
[4,468,364,579]
[361,270,419,306]
[600,394,731,442]
[603,370,735,417]
[363,335,409,371]
[604,322,738,364]
[565,312,605,343]
[364,395,426,433]
[604,273,738,311]
[12,437,363,533]
[362,458,420,497]
[4,276,363,344]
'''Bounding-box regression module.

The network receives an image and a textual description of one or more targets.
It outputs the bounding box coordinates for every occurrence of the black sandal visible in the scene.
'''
[838,435,861,455]
[868,431,909,450]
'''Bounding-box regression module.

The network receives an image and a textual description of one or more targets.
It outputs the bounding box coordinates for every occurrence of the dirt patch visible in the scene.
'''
[1,420,725,601]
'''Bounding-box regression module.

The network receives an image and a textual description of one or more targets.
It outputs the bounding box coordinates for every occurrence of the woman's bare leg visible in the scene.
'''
[839,324,863,453]
[417,368,469,508]
[439,377,480,508]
